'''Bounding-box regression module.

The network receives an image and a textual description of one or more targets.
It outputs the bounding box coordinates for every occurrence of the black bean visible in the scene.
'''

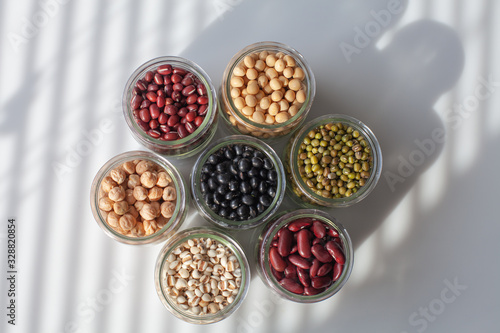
[253,150,264,158]
[252,157,263,168]
[240,181,251,194]
[248,167,260,178]
[207,177,218,190]
[216,173,231,184]
[267,186,276,198]
[228,211,238,220]
[207,154,219,164]
[259,169,268,179]
[225,191,239,200]
[259,195,272,207]
[257,203,266,213]
[234,145,244,155]
[238,171,248,181]
[251,189,260,198]
[238,158,251,172]
[249,205,258,218]
[203,193,213,205]
[220,200,230,208]
[267,170,278,182]
[216,185,226,195]
[228,180,239,192]
[250,177,259,189]
[200,182,208,194]
[230,198,240,210]
[242,194,255,206]
[258,181,267,193]
[224,147,235,159]
[219,207,229,217]
[229,164,239,175]
[263,158,273,170]
[216,162,228,173]
[237,205,249,217]
[201,164,214,174]
[213,193,224,205]
[242,151,253,158]
[209,203,219,213]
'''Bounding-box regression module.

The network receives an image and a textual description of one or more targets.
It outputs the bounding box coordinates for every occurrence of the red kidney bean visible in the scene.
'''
[163,132,179,140]
[284,264,297,279]
[149,104,160,119]
[297,267,311,287]
[279,278,304,294]
[311,276,332,289]
[177,124,188,138]
[146,91,157,102]
[270,247,287,272]
[332,262,343,282]
[278,229,293,257]
[290,244,298,254]
[327,228,339,238]
[309,258,321,278]
[271,240,278,247]
[139,109,151,123]
[312,238,323,246]
[304,286,324,296]
[288,254,311,270]
[287,218,312,232]
[271,267,284,281]
[144,71,154,82]
[325,241,345,265]
[194,116,204,127]
[157,64,172,75]
[312,220,326,238]
[167,114,180,127]
[311,244,333,263]
[317,263,333,277]
[297,229,311,258]
[131,95,142,110]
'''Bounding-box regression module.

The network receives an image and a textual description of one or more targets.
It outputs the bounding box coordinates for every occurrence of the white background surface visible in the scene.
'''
[1,0,499,332]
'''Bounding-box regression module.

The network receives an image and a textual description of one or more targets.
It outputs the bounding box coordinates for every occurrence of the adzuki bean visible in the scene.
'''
[268,217,346,296]
[130,64,209,141]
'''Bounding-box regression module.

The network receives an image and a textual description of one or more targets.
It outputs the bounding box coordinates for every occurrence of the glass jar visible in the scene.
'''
[90,150,187,245]
[154,226,250,324]
[219,41,316,140]
[256,209,353,303]
[284,114,382,207]
[123,56,218,158]
[191,135,286,230]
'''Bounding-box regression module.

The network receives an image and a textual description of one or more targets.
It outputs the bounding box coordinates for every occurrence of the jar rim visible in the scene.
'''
[90,150,187,244]
[257,209,354,303]
[221,41,316,130]
[288,114,383,207]
[122,56,217,151]
[191,134,286,229]
[154,226,250,324]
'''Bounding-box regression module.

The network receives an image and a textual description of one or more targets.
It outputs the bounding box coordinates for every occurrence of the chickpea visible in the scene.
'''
[150,201,160,215]
[140,203,157,221]
[140,171,158,189]
[254,59,266,71]
[143,219,158,236]
[129,206,139,219]
[148,186,163,201]
[134,200,146,211]
[107,211,120,228]
[122,161,136,174]
[127,174,141,189]
[161,201,176,218]
[125,189,136,205]
[135,160,155,175]
[130,222,145,237]
[99,197,114,211]
[119,213,136,231]
[108,186,126,202]
[157,215,169,229]
[113,201,129,215]
[156,171,171,187]
[101,176,117,193]
[133,186,148,201]
[110,168,127,184]
[163,186,177,201]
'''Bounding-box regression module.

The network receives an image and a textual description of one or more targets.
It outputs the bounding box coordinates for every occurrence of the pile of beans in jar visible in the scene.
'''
[130,64,209,140]
[163,237,242,316]
[98,159,177,237]
[297,122,373,198]
[199,144,278,221]
[229,51,307,125]
[268,217,345,296]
